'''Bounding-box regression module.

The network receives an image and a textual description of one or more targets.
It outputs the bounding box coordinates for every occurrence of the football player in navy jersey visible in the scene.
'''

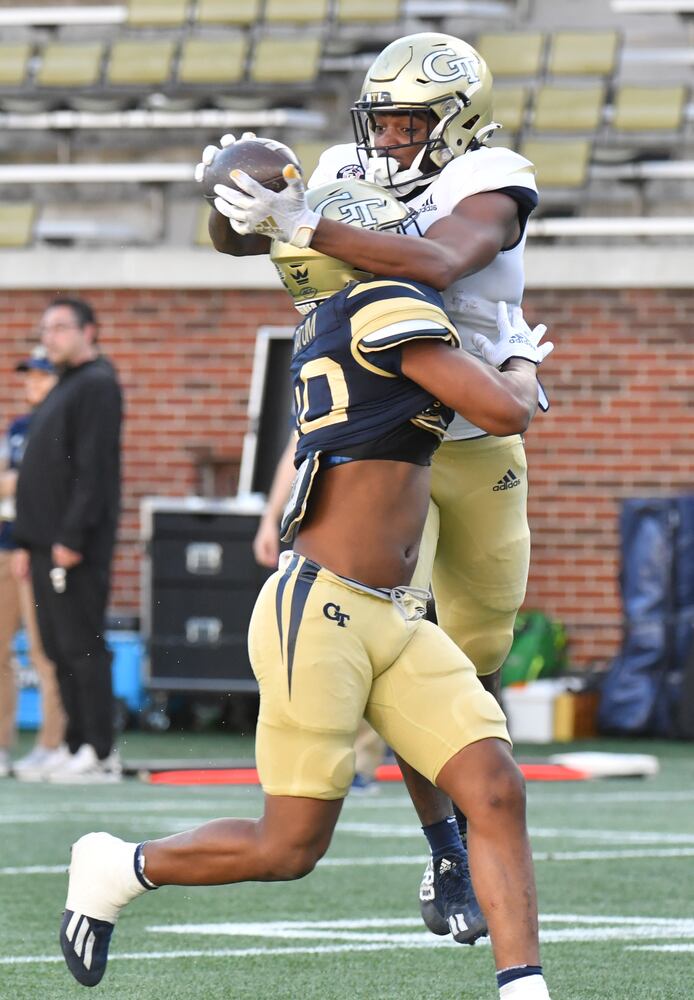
[201,30,545,949]
[60,181,554,1000]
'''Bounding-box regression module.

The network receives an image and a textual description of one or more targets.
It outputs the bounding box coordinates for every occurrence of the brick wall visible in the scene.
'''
[523,288,693,669]
[1,287,692,670]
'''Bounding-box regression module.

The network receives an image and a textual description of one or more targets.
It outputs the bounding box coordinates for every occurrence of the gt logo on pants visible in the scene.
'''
[323,603,350,627]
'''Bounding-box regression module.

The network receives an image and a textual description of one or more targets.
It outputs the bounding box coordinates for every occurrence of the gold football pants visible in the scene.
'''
[412,434,531,676]
[248,553,510,800]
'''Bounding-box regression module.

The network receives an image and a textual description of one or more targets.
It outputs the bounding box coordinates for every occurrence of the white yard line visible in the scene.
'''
[531,848,694,861]
[4,913,694,967]
[627,944,694,952]
[3,846,694,878]
[5,806,694,849]
[338,823,694,845]
[148,915,694,937]
[528,790,694,804]
[0,865,65,875]
[0,942,446,967]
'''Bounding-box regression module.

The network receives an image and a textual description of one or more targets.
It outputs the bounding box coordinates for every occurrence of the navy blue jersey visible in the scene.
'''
[281,278,460,543]
[291,278,459,466]
[0,413,31,550]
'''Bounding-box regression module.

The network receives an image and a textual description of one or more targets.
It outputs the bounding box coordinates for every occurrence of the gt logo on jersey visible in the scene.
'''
[421,48,480,85]
[323,602,350,627]
[312,189,387,228]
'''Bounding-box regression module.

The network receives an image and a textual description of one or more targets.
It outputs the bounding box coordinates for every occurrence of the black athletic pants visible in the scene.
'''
[30,548,114,759]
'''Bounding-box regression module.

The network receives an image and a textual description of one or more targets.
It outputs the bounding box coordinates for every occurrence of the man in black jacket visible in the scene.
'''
[13,297,122,782]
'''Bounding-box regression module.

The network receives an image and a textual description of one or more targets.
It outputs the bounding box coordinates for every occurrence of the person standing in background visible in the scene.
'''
[12,297,123,783]
[0,347,66,780]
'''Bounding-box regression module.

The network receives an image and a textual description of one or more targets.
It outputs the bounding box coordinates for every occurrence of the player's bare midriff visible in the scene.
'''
[293,459,431,589]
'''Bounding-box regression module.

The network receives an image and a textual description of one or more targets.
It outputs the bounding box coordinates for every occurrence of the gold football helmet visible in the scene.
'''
[351,32,498,191]
[271,179,416,314]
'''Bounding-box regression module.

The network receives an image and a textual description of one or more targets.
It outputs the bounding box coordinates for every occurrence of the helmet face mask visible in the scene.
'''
[353,106,444,189]
[271,180,419,314]
[351,32,498,193]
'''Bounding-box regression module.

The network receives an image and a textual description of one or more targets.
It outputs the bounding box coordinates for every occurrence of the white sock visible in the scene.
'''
[65,832,148,924]
[499,973,551,999]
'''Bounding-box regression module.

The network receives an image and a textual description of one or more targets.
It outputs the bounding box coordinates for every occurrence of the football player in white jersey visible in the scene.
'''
[201,31,544,948]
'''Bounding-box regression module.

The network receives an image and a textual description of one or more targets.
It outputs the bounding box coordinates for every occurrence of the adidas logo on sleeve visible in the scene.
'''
[493,468,521,491]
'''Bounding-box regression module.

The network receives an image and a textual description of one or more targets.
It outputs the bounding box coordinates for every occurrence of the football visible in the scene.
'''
[200,139,301,205]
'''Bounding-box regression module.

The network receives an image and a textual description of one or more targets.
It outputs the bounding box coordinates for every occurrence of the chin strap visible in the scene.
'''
[363,117,504,194]
[364,150,431,196]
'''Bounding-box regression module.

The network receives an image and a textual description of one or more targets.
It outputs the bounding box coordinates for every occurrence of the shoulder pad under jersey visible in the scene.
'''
[432,146,537,213]
[347,279,459,375]
[307,143,363,189]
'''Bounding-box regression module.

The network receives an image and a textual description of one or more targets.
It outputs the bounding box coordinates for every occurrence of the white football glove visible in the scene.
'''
[212,163,319,248]
[195,131,288,185]
[472,301,554,368]
[194,131,239,186]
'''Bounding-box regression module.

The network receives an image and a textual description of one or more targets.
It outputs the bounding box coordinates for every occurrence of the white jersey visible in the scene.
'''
[309,143,538,439]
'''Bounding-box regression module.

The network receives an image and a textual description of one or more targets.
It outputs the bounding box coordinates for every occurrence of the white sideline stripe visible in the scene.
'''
[4,846,694,877]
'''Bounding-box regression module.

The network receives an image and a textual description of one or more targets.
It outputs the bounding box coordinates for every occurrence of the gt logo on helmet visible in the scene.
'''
[421,48,481,85]
[270,179,416,314]
[312,190,387,228]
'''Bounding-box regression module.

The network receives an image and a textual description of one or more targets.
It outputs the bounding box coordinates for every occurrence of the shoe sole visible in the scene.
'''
[420,897,451,936]
[449,913,489,945]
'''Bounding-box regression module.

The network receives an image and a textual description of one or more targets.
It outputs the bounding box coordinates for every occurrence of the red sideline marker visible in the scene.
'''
[148,761,589,786]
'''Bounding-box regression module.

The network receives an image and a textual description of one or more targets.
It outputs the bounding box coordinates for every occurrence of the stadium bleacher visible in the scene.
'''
[0,0,692,246]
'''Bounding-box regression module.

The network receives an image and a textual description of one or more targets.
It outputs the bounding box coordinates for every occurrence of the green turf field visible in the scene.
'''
[1,735,693,1000]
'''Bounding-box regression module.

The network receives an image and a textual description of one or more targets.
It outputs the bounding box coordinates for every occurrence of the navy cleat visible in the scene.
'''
[60,910,114,987]
[419,850,488,945]
[419,857,450,936]
[59,832,152,986]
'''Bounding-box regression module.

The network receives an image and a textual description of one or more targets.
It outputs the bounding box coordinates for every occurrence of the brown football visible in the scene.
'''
[201,139,300,205]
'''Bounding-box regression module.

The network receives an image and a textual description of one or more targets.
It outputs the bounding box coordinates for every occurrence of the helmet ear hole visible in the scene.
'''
[461,114,480,132]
